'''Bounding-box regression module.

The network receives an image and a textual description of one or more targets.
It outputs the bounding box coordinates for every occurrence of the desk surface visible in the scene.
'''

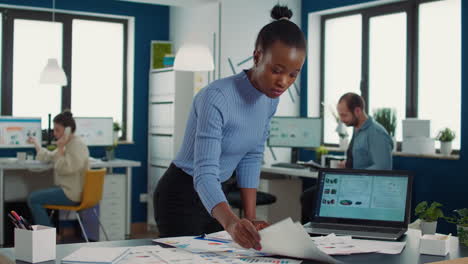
[261,164,318,178]
[0,158,141,169]
[1,229,466,263]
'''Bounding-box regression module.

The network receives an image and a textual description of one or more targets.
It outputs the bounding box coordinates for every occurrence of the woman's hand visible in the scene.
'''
[56,134,72,156]
[225,218,262,250]
[248,219,270,231]
[212,202,263,250]
[56,134,71,149]
[27,136,41,153]
[27,136,37,145]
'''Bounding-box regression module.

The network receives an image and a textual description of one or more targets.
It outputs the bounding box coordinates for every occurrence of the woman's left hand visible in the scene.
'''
[56,134,71,149]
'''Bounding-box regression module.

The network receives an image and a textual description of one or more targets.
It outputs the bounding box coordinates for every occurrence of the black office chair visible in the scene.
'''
[224,177,276,218]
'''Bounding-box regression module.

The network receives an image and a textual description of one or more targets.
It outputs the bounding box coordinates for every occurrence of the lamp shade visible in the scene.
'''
[40,58,67,86]
[173,44,214,72]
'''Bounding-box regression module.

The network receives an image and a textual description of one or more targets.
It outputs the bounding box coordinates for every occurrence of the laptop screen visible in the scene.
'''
[315,170,411,224]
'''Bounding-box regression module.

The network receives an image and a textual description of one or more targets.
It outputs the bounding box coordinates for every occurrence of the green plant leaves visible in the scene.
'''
[436,127,455,142]
[373,108,397,137]
[415,201,444,222]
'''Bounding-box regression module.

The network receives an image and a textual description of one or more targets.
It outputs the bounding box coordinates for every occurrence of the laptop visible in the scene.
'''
[304,168,413,241]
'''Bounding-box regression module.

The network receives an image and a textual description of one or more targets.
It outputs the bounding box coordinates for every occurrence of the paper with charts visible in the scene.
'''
[117,245,302,264]
[154,217,337,263]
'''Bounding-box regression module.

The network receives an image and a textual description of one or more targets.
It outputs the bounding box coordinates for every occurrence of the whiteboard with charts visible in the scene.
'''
[74,117,113,146]
[0,117,42,148]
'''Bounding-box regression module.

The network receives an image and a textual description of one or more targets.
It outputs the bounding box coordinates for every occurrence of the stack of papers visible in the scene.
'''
[311,233,406,255]
[155,218,337,263]
[62,247,130,264]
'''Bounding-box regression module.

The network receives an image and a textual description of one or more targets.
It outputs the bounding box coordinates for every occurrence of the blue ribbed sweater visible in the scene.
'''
[173,71,279,214]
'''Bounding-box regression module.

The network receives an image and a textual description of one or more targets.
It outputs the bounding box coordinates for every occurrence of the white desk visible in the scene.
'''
[0,158,141,246]
[261,165,318,179]
[258,165,317,223]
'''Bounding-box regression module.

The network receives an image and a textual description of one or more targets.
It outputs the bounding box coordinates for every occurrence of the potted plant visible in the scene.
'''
[445,208,468,246]
[436,128,455,156]
[415,201,444,235]
[113,122,121,145]
[373,108,397,152]
[105,143,117,161]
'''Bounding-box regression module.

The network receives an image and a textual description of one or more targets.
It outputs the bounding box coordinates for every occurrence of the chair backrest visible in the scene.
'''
[79,168,107,209]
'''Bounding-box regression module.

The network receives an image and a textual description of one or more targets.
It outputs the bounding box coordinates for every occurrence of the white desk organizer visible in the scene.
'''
[15,225,56,263]
[419,234,450,256]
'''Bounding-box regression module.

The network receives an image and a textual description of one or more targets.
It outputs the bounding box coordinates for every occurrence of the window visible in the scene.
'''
[1,8,128,139]
[322,14,361,144]
[71,19,124,128]
[317,0,461,149]
[418,0,461,149]
[13,19,63,128]
[368,13,406,142]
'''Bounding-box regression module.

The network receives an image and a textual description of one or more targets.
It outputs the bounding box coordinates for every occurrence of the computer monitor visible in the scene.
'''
[268,116,322,148]
[0,116,42,148]
[74,117,114,146]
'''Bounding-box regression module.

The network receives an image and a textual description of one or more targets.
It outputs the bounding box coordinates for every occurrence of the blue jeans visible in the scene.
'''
[27,187,80,227]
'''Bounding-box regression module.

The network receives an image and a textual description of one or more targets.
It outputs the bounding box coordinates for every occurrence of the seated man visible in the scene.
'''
[301,92,393,223]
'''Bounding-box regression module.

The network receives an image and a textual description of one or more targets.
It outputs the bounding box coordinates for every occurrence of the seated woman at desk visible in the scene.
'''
[153,5,306,250]
[26,110,89,227]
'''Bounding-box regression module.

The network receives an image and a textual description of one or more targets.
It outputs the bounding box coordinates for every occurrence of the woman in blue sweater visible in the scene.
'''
[154,4,306,250]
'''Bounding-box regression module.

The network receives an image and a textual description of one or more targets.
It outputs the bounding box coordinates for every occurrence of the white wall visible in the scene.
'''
[169,0,302,164]
[170,2,220,83]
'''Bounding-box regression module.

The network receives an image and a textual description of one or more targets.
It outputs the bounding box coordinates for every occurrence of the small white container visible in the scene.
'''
[15,225,56,263]
[419,234,450,256]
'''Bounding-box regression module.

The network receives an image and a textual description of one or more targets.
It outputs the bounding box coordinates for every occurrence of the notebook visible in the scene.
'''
[305,168,413,241]
[61,247,130,264]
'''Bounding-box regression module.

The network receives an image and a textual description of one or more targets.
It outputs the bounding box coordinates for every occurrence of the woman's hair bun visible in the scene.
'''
[271,4,293,21]
[62,109,73,118]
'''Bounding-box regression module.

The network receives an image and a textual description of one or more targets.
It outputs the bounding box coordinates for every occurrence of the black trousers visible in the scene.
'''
[154,163,226,237]
[300,185,318,224]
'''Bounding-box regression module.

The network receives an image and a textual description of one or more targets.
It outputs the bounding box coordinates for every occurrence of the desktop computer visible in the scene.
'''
[268,116,322,168]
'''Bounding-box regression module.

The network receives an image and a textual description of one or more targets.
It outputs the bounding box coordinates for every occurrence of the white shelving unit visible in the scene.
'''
[147,68,195,231]
[100,173,126,240]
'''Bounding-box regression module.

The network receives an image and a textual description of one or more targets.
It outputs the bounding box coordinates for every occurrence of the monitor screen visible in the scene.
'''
[268,117,322,148]
[74,117,114,146]
[0,116,42,148]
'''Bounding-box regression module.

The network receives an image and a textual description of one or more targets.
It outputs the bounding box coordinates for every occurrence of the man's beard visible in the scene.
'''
[346,114,359,127]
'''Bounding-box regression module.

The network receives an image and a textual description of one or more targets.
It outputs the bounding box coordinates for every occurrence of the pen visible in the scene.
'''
[7,213,20,228]
[11,211,26,229]
[20,216,33,231]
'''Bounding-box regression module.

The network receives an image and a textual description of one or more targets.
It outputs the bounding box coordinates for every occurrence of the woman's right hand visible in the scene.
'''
[226,218,262,250]
[27,136,37,145]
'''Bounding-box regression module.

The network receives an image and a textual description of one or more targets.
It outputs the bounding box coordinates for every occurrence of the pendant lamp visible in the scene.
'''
[173,44,214,72]
[39,0,67,86]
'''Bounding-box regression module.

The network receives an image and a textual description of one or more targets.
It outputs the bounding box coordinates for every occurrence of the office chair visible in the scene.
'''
[44,168,109,242]
[225,178,276,218]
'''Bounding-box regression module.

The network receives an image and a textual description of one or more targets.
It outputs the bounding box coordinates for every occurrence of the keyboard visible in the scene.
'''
[271,162,306,169]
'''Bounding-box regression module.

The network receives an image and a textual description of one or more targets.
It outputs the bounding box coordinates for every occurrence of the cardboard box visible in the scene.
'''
[402,137,435,155]
[403,119,431,138]
[419,234,450,256]
[15,225,56,263]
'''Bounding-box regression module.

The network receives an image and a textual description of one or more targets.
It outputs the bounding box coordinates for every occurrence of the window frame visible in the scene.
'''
[319,0,450,149]
[0,7,128,139]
